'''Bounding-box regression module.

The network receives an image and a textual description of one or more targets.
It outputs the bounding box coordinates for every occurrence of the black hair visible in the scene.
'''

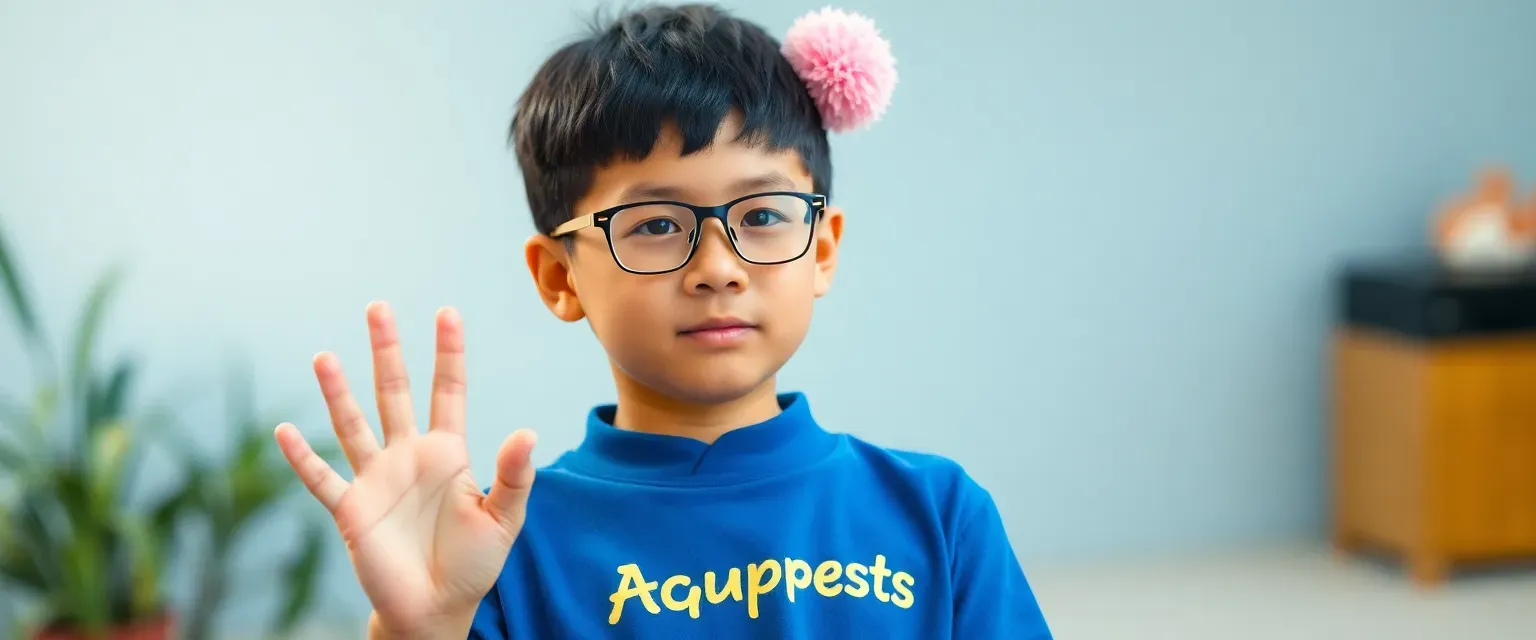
[509,3,832,236]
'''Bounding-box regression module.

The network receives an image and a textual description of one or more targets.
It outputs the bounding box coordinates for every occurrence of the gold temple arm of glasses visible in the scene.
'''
[550,214,595,238]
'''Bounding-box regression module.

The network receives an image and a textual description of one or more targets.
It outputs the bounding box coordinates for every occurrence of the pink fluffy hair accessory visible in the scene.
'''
[781,7,897,133]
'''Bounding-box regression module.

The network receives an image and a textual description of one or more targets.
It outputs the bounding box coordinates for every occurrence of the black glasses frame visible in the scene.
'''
[548,191,827,275]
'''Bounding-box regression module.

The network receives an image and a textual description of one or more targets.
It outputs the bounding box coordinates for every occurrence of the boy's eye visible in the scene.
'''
[631,218,683,236]
[740,209,788,227]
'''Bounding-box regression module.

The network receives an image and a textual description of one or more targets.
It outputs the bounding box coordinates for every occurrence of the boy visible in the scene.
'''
[274,4,1053,638]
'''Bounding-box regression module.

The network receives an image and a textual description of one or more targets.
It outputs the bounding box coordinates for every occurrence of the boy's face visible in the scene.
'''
[524,114,844,405]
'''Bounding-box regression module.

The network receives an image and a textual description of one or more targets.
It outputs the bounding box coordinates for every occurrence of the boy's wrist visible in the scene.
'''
[368,610,476,640]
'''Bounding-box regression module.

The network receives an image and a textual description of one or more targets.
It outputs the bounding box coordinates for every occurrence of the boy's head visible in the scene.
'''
[515,3,846,405]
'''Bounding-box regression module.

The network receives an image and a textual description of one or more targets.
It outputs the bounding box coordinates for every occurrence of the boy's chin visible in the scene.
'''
[641,366,781,406]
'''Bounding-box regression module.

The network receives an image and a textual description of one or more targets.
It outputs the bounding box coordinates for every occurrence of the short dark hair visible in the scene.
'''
[509,3,832,236]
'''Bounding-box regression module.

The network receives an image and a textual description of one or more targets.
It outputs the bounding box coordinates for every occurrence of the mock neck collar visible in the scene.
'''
[562,392,836,485]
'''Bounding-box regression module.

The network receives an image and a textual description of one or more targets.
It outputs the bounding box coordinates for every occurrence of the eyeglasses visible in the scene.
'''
[549,191,826,275]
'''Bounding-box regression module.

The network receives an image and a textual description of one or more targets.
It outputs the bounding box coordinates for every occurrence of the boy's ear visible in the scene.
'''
[813,206,845,298]
[524,235,586,322]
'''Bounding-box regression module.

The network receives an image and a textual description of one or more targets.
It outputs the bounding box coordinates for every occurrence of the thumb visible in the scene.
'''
[484,428,537,534]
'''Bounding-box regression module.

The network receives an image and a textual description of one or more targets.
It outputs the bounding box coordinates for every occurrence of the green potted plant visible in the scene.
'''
[0,224,185,638]
[0,218,332,639]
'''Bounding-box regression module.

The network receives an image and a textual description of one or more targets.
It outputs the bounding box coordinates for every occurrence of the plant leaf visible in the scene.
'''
[149,471,200,539]
[86,358,135,437]
[145,468,200,587]
[0,550,49,592]
[60,529,109,634]
[68,265,124,440]
[234,425,266,472]
[51,467,93,542]
[0,215,51,369]
[116,514,163,620]
[28,382,59,446]
[0,388,34,474]
[228,457,282,533]
[272,520,326,636]
[85,422,131,521]
[195,464,235,540]
[103,520,133,624]
[14,489,65,614]
[0,500,49,592]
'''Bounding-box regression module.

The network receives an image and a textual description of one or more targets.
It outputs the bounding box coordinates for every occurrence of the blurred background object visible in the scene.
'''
[1430,167,1536,274]
[2,0,1536,638]
[0,220,333,639]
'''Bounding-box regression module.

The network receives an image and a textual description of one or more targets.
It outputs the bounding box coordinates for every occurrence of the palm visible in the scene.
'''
[275,303,537,636]
[338,432,503,624]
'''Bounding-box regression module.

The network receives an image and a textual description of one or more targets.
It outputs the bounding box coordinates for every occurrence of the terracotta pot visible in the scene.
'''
[32,615,175,640]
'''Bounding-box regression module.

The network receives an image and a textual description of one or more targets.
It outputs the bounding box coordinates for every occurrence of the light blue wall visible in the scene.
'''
[3,0,1535,629]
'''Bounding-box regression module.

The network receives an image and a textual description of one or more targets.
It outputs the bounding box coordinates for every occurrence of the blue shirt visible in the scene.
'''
[470,393,1052,639]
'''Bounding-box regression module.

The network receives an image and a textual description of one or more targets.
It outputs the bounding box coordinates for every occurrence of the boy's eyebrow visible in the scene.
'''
[617,171,799,204]
[727,171,798,195]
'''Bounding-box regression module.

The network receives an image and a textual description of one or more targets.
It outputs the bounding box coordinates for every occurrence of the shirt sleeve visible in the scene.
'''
[951,482,1054,639]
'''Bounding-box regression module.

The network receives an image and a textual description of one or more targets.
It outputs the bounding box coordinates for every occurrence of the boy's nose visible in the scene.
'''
[683,220,748,294]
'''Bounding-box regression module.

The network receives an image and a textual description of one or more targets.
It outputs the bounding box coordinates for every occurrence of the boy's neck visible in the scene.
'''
[610,374,783,444]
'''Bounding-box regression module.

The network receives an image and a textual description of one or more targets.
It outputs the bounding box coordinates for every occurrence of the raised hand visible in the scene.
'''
[274,302,537,638]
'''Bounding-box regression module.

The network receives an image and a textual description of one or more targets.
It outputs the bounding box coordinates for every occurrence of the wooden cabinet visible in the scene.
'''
[1331,260,1536,586]
[1332,328,1536,586]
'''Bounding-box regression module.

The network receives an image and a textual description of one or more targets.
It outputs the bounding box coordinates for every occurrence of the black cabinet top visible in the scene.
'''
[1338,256,1536,340]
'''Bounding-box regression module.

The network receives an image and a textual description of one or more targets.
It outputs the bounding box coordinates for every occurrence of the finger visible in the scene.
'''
[429,307,467,436]
[274,423,349,513]
[484,429,538,534]
[367,301,418,444]
[312,352,381,474]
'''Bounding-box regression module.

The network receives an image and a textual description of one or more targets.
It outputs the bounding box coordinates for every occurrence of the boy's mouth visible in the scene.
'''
[679,317,758,346]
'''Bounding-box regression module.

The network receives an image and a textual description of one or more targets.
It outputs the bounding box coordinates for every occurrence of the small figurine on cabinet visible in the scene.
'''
[1433,166,1536,273]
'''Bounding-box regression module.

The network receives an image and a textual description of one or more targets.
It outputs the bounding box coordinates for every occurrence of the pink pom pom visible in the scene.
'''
[781,8,897,133]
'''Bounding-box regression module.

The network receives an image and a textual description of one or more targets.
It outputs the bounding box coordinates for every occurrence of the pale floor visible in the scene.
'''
[1029,546,1536,640]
